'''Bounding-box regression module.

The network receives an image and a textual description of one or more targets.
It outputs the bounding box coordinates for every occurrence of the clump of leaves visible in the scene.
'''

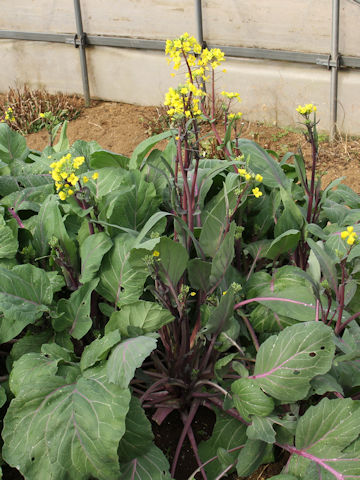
[0,85,83,135]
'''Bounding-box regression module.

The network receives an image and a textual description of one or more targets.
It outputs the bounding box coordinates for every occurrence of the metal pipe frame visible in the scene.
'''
[73,0,90,107]
[1,30,360,68]
[0,30,360,68]
[330,0,340,141]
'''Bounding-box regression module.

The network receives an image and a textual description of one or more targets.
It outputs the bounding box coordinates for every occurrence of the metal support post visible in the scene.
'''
[195,0,204,46]
[330,0,340,141]
[73,0,90,107]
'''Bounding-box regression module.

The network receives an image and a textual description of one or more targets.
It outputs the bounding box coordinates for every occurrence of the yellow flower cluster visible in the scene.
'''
[296,104,317,116]
[50,153,85,201]
[341,226,358,246]
[221,91,241,102]
[252,187,263,198]
[198,48,225,70]
[165,33,202,70]
[237,168,263,183]
[164,83,204,119]
[228,112,243,120]
[1,107,15,123]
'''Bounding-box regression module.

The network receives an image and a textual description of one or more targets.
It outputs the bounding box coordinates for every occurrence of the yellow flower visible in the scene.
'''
[341,226,357,245]
[238,168,247,176]
[92,172,99,180]
[83,176,89,183]
[244,173,252,181]
[190,292,196,297]
[296,103,317,116]
[153,250,160,257]
[255,174,263,182]
[222,291,227,296]
[252,187,263,198]
[39,113,45,118]
[58,191,67,201]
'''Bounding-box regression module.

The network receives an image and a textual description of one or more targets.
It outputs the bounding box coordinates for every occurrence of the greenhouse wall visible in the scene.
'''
[1,0,360,133]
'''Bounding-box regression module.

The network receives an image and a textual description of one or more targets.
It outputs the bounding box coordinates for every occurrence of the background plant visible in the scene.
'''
[0,85,82,135]
[0,34,359,480]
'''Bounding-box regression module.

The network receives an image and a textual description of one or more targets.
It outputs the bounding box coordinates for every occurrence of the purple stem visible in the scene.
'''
[237,312,260,351]
[8,207,25,228]
[181,412,207,480]
[234,296,316,311]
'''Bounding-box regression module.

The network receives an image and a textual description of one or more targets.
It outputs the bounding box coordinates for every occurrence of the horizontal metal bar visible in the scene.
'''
[1,30,360,69]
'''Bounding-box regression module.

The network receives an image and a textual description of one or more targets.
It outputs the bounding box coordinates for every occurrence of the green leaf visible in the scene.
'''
[247,416,277,443]
[129,130,175,169]
[250,304,297,333]
[53,120,69,152]
[236,439,268,476]
[199,185,237,257]
[0,223,18,258]
[251,322,335,401]
[101,170,161,232]
[79,232,113,283]
[80,330,121,372]
[10,330,54,362]
[203,289,235,334]
[238,138,289,189]
[307,238,338,293]
[232,378,274,421]
[209,221,236,287]
[106,335,157,388]
[105,301,174,337]
[3,373,131,480]
[268,475,299,480]
[188,258,212,292]
[156,237,189,287]
[198,409,247,479]
[0,385,6,408]
[90,149,130,169]
[118,396,154,462]
[266,229,301,260]
[0,123,29,164]
[287,398,360,480]
[9,352,59,396]
[120,444,172,480]
[0,264,52,343]
[88,167,128,199]
[54,279,99,339]
[97,233,149,307]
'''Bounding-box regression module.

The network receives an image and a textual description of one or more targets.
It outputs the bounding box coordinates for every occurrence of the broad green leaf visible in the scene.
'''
[232,378,274,421]
[203,289,235,334]
[0,223,18,258]
[106,335,157,388]
[199,185,237,257]
[105,301,174,337]
[9,352,59,396]
[54,279,99,339]
[0,123,29,164]
[90,149,129,169]
[188,258,212,292]
[3,373,131,480]
[307,238,338,294]
[309,373,344,396]
[250,304,297,333]
[247,416,277,443]
[10,330,54,362]
[120,444,172,480]
[268,475,299,480]
[79,232,113,283]
[156,237,189,287]
[287,398,360,480]
[238,138,289,189]
[118,396,154,462]
[266,229,301,260]
[97,233,149,307]
[101,170,161,232]
[1,183,54,212]
[250,322,335,401]
[129,130,175,169]
[236,439,268,477]
[209,221,236,287]
[88,166,128,199]
[80,330,121,371]
[246,266,319,322]
[0,385,6,408]
[0,264,52,343]
[198,409,247,479]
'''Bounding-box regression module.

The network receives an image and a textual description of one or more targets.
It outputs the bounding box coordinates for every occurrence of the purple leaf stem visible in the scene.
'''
[215,463,236,480]
[181,412,207,480]
[234,296,316,310]
[8,207,25,228]
[278,443,346,480]
[171,400,201,478]
[336,309,360,334]
[203,398,249,425]
[187,446,244,480]
[237,311,260,352]
[140,377,169,403]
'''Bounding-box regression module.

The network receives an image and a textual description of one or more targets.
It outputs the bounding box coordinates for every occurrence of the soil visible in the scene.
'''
[25,99,360,193]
